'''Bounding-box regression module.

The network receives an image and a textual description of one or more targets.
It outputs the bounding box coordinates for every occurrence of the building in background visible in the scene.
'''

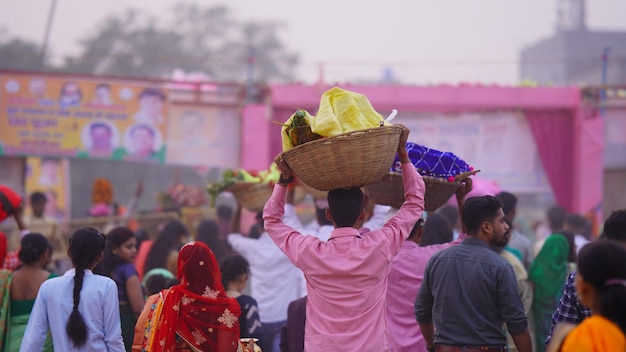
[519,0,626,86]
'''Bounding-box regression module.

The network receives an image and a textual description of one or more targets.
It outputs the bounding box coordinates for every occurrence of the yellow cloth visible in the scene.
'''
[280,87,388,151]
[560,315,626,352]
[311,87,386,137]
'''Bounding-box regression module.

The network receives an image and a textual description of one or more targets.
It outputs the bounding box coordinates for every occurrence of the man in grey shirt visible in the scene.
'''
[415,195,532,352]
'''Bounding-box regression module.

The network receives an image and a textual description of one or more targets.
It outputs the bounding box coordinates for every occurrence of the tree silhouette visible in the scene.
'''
[0,29,45,71]
[59,3,299,82]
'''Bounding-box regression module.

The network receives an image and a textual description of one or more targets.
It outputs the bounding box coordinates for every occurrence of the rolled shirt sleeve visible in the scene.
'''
[263,185,321,267]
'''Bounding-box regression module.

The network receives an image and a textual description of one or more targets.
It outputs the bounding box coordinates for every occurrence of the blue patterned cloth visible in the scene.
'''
[391,142,472,179]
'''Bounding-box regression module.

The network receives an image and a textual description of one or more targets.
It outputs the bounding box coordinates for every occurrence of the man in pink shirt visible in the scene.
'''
[264,126,425,351]
[386,180,472,352]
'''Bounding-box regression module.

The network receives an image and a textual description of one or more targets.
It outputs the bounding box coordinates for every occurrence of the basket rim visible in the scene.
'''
[279,125,403,191]
[386,169,480,183]
[280,125,403,158]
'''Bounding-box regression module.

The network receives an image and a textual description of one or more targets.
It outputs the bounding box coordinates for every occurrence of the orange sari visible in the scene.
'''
[560,315,626,352]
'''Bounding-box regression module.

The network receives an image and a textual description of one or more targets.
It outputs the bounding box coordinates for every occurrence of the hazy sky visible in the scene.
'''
[1,0,625,84]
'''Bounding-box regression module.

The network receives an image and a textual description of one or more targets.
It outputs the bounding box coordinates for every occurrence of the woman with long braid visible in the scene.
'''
[20,227,125,351]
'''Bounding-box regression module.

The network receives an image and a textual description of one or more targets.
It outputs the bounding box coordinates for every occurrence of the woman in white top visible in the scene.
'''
[20,227,125,351]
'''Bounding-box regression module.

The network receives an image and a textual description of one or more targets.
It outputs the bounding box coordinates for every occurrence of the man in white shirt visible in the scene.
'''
[363,203,392,231]
[228,209,306,352]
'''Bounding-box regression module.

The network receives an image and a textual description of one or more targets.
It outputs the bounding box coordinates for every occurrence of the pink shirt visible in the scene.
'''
[386,234,467,352]
[263,163,425,351]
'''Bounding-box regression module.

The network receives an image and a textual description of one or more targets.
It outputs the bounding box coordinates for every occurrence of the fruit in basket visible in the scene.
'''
[279,109,323,151]
[205,163,282,206]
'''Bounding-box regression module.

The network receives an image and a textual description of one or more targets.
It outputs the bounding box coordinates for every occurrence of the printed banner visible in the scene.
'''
[394,111,551,193]
[0,75,168,163]
[165,105,240,169]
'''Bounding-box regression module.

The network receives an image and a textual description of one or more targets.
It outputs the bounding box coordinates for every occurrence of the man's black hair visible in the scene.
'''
[327,188,363,228]
[495,191,517,217]
[462,196,503,235]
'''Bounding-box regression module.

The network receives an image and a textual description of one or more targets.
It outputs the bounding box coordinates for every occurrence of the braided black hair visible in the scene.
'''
[66,227,105,347]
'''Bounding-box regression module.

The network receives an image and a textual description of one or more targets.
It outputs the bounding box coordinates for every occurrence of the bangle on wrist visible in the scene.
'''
[278,174,295,185]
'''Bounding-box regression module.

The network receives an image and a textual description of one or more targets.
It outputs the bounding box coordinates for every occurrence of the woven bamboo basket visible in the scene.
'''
[225,182,273,213]
[363,170,479,212]
[280,125,403,191]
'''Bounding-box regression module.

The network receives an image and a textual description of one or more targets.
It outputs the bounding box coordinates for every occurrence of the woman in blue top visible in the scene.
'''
[21,227,125,351]
[95,227,145,351]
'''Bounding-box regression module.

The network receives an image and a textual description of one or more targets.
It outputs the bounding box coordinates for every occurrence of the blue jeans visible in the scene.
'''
[259,320,286,352]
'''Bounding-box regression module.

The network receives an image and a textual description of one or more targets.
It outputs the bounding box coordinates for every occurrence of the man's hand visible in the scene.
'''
[395,124,411,164]
[455,178,473,201]
[396,124,410,154]
[274,153,294,180]
[274,153,293,179]
[456,178,473,234]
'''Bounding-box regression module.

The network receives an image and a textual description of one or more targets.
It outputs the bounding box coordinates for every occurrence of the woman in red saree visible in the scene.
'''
[133,241,242,351]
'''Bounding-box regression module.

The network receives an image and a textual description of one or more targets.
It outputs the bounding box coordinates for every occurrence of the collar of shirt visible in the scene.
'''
[63,268,94,277]
[461,237,491,249]
[329,227,361,240]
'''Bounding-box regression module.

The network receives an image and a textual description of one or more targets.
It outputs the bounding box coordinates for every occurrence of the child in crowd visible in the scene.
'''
[550,240,626,351]
[21,227,124,351]
[95,227,145,352]
[220,253,262,340]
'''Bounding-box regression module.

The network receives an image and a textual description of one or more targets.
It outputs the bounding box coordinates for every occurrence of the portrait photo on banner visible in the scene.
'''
[165,105,240,169]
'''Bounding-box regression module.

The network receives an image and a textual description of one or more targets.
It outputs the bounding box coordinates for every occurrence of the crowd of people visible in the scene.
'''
[0,126,624,351]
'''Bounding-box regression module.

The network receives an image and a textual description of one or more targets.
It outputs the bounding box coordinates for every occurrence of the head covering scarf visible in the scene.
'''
[528,233,570,351]
[529,234,570,300]
[0,184,22,222]
[148,241,241,351]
